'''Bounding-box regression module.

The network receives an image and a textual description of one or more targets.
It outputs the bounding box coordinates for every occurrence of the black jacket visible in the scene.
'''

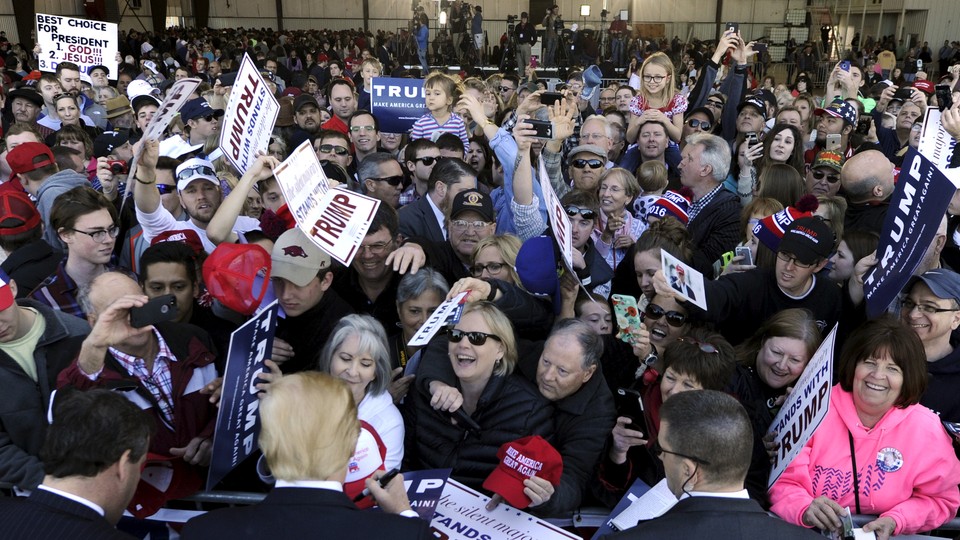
[181,487,431,539]
[600,496,821,539]
[418,334,615,516]
[276,289,354,374]
[687,188,742,278]
[403,335,555,490]
[727,365,781,507]
[0,300,89,490]
[398,195,445,244]
[0,488,133,539]
[921,331,960,423]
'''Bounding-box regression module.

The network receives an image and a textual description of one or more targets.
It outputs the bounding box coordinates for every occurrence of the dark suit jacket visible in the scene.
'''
[0,488,133,539]
[601,496,821,540]
[180,487,432,539]
[398,194,445,244]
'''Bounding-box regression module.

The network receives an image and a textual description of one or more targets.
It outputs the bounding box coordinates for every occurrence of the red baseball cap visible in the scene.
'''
[0,191,40,236]
[150,228,204,255]
[482,436,563,509]
[343,420,387,510]
[913,79,935,95]
[6,142,55,177]
[0,269,14,311]
[202,243,271,315]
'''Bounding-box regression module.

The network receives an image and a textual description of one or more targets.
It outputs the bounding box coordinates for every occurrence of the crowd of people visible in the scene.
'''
[0,13,960,540]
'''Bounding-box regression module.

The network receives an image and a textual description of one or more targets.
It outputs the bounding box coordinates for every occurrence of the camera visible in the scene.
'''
[506,14,517,32]
[600,9,609,19]
[107,160,129,174]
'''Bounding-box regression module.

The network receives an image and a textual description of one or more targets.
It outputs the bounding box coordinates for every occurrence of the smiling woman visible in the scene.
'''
[770,318,960,538]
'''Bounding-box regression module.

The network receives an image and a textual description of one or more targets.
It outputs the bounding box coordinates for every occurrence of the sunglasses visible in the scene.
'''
[177,164,217,181]
[706,100,724,108]
[686,119,712,130]
[644,303,687,328]
[572,159,604,169]
[156,184,177,195]
[318,144,350,156]
[448,328,502,346]
[498,86,515,93]
[413,156,440,166]
[564,205,597,220]
[371,175,404,187]
[810,170,840,183]
[199,115,217,122]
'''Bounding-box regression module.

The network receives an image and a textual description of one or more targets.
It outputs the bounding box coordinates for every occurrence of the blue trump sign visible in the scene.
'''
[206,300,278,490]
[864,149,956,318]
[371,77,427,133]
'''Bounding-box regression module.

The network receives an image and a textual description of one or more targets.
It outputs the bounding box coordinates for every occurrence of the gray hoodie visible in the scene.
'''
[36,169,89,249]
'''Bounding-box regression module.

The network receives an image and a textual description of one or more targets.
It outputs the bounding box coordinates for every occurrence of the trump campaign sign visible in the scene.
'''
[370,77,427,133]
[219,54,280,174]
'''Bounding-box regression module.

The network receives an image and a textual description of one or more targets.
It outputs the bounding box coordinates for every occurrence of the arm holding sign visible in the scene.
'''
[207,155,280,246]
[133,139,161,214]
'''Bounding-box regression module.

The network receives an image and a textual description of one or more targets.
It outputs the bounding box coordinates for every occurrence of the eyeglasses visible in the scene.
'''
[358,241,392,256]
[413,156,440,166]
[70,225,120,243]
[644,303,687,327]
[564,205,597,220]
[652,440,711,465]
[448,328,502,346]
[177,164,216,181]
[686,119,711,130]
[471,262,506,277]
[370,175,404,186]
[810,170,841,184]
[776,252,817,269]
[581,133,608,142]
[350,125,377,133]
[450,219,491,231]
[156,184,177,195]
[900,298,960,315]
[318,144,350,156]
[572,159,604,169]
[498,86,515,93]
[706,99,724,108]
[677,336,720,354]
[642,75,667,83]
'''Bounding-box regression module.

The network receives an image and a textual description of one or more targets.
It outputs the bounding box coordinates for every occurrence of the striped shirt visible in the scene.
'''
[410,113,470,153]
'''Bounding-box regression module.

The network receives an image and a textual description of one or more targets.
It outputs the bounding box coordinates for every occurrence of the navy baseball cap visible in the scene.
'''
[905,269,960,304]
[180,98,224,122]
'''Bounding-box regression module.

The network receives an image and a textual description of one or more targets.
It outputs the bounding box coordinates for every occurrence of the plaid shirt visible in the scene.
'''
[687,183,725,223]
[109,329,177,429]
[399,183,420,207]
[29,261,84,319]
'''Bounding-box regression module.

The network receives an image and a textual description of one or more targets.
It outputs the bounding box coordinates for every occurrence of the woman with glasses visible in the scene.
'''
[770,318,960,539]
[593,168,646,271]
[594,329,735,507]
[403,302,554,490]
[470,235,521,285]
[729,309,822,504]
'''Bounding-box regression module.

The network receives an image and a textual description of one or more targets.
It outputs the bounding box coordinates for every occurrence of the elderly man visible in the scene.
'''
[600,391,820,539]
[422,315,615,517]
[839,149,894,233]
[58,272,219,489]
[0,389,152,540]
[181,372,431,539]
[804,150,844,197]
[679,133,741,277]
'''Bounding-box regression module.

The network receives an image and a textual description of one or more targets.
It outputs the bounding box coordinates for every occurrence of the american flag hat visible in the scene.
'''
[814,98,858,127]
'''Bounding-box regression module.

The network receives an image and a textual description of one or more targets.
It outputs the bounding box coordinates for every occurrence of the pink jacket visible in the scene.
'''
[770,384,960,535]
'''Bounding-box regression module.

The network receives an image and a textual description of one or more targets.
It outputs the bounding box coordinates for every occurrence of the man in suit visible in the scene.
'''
[602,390,819,539]
[181,372,431,539]
[0,388,152,539]
[398,157,477,243]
